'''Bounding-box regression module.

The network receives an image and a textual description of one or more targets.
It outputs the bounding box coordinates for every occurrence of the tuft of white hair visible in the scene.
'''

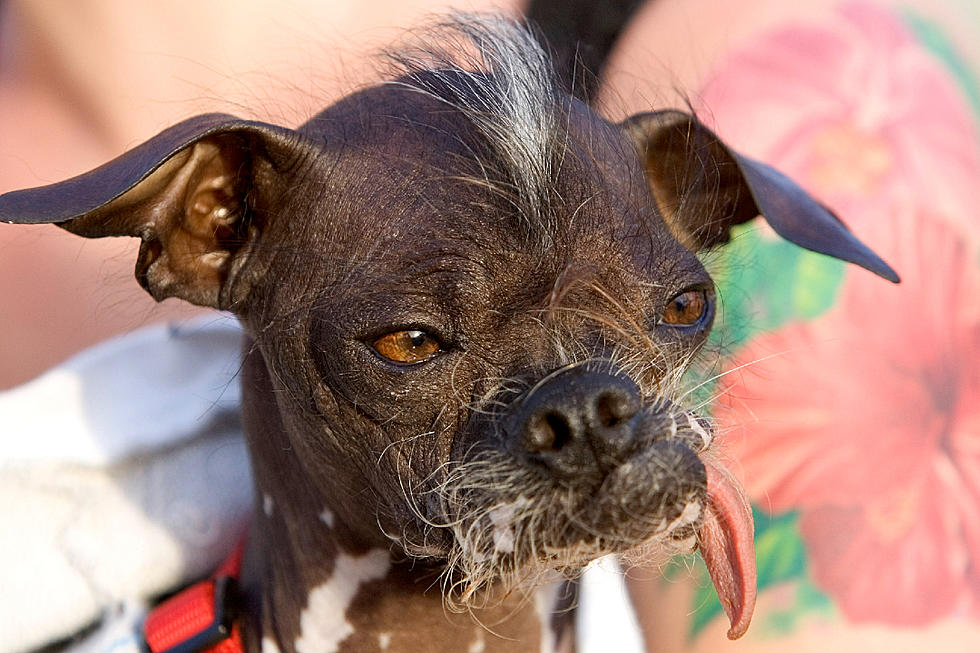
[384,13,568,235]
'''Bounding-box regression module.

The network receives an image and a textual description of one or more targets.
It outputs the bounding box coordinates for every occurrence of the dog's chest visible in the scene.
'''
[256,543,561,653]
[290,547,391,653]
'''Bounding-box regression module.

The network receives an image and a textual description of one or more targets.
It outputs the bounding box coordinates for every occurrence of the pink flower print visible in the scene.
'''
[718,213,980,625]
[698,2,980,241]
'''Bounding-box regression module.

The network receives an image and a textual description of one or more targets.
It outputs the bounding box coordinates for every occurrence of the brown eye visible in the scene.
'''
[372,329,442,364]
[662,289,709,327]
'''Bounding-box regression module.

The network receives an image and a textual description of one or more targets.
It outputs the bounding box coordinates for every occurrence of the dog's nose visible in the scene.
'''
[509,370,642,482]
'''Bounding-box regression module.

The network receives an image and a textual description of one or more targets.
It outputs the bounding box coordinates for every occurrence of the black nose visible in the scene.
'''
[508,369,642,482]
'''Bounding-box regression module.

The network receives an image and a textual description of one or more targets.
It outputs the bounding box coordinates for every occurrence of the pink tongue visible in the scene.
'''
[698,458,757,640]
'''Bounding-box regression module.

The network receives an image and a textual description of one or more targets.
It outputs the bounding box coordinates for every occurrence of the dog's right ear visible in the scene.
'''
[0,113,308,309]
[621,110,899,283]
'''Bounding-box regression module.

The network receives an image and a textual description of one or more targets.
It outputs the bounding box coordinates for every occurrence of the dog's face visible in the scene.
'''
[294,81,717,591]
[0,16,896,640]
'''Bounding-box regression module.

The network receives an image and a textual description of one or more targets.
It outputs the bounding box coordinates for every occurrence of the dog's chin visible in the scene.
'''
[407,434,709,608]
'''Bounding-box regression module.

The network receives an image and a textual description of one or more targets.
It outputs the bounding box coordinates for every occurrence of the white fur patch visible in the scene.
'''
[378,632,392,650]
[686,413,712,450]
[263,493,274,517]
[671,533,697,553]
[262,637,282,653]
[665,499,703,553]
[320,508,335,528]
[468,629,486,653]
[676,499,702,525]
[295,549,391,653]
[535,578,561,653]
[488,504,516,553]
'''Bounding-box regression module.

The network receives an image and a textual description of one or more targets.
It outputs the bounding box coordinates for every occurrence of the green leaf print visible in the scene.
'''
[707,224,844,350]
[902,6,980,129]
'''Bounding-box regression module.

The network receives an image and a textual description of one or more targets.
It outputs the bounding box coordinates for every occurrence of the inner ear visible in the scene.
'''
[621,110,757,250]
[89,136,256,307]
[621,110,899,282]
[0,113,307,308]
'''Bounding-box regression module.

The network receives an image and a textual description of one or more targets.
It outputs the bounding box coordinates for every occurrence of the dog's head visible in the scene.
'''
[0,16,896,639]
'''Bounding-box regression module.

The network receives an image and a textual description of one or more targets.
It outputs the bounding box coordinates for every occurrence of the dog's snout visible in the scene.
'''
[511,371,642,481]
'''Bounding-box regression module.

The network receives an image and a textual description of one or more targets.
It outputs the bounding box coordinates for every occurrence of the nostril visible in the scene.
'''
[526,411,572,453]
[595,391,636,428]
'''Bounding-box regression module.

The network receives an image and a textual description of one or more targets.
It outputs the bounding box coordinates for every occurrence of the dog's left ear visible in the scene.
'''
[0,113,309,308]
[621,110,899,282]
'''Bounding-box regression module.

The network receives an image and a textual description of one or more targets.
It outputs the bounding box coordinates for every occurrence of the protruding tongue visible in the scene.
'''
[698,458,757,639]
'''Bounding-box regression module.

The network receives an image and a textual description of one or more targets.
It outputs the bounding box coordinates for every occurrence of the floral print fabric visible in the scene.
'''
[694,0,980,635]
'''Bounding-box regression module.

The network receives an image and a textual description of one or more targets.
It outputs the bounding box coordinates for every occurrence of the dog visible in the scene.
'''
[0,13,898,653]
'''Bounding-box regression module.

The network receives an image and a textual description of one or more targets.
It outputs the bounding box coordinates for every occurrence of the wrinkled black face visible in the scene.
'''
[239,84,722,602]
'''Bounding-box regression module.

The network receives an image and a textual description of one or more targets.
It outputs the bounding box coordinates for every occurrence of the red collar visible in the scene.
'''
[141,540,246,653]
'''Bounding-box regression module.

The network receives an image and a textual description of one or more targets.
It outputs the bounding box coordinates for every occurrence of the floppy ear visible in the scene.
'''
[0,113,308,308]
[621,110,899,283]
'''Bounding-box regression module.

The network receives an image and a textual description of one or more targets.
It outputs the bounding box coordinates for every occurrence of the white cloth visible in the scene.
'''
[2,318,243,465]
[0,318,253,653]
